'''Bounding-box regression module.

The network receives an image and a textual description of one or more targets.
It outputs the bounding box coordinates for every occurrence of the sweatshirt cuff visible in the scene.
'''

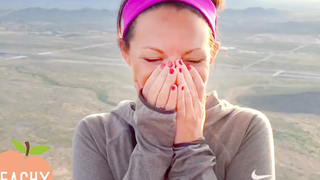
[138,88,176,115]
[173,137,206,148]
[134,89,177,148]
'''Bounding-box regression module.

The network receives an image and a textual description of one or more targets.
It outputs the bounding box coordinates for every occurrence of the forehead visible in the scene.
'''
[131,6,210,48]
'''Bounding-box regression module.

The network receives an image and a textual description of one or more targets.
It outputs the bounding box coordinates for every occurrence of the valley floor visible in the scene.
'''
[0,31,319,180]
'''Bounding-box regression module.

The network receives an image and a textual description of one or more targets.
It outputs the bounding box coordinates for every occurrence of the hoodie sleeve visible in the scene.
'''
[168,112,275,180]
[72,91,177,180]
[168,143,218,180]
[72,119,115,180]
[122,91,177,180]
[225,112,276,180]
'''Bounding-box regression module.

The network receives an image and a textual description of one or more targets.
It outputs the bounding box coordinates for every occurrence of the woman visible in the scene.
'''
[72,0,275,179]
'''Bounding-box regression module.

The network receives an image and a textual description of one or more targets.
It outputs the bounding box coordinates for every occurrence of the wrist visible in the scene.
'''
[173,137,206,148]
[174,130,204,144]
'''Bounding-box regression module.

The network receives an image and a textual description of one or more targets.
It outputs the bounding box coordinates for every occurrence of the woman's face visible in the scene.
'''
[120,6,215,88]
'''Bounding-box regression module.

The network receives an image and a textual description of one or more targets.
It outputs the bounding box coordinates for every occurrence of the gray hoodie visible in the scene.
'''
[72,91,275,180]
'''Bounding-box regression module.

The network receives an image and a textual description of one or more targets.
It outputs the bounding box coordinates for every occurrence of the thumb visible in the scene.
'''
[134,81,141,94]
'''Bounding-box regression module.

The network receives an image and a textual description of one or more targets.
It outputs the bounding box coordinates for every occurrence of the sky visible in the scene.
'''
[0,0,319,10]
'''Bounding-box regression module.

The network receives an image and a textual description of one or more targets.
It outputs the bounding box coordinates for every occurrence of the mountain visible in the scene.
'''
[0,7,319,36]
[0,9,11,15]
[0,7,288,23]
[0,0,319,10]
[0,7,115,23]
[0,9,9,13]
[0,0,120,10]
[220,7,288,19]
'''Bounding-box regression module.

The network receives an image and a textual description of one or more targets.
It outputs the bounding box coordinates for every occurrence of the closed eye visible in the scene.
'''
[185,59,203,63]
[144,58,162,62]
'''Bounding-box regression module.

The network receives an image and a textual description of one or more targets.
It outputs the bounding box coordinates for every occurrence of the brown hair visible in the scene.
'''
[117,0,224,55]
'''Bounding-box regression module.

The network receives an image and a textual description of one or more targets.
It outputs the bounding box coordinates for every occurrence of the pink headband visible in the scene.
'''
[122,0,217,39]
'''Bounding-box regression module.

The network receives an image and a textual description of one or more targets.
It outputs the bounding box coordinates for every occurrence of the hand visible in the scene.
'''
[174,59,206,144]
[138,61,178,111]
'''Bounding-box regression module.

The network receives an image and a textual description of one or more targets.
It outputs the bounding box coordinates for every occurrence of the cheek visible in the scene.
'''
[131,61,157,86]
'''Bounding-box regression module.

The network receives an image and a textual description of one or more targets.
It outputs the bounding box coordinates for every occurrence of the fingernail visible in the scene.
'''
[167,61,173,68]
[160,63,166,70]
[186,64,192,71]
[179,68,182,73]
[179,59,183,65]
[171,85,176,91]
[169,68,174,74]
[181,86,184,91]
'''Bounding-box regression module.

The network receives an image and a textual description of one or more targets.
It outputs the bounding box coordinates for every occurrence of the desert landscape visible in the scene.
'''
[0,4,320,180]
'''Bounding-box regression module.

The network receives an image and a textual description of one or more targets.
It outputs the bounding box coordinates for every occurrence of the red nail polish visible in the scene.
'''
[179,59,183,65]
[169,68,174,74]
[181,86,184,91]
[171,85,176,91]
[167,61,173,68]
[187,64,192,70]
[160,63,166,70]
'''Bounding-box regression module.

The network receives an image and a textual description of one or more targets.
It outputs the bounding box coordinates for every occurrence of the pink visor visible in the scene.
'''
[121,0,217,39]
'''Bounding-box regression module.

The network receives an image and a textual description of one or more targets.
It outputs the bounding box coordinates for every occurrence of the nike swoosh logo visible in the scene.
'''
[251,170,272,180]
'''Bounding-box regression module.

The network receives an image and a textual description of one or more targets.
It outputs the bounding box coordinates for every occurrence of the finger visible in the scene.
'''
[156,68,177,107]
[176,84,185,119]
[183,82,194,115]
[176,62,196,109]
[142,63,165,98]
[147,61,173,105]
[165,84,177,111]
[177,62,185,86]
[176,59,194,85]
[176,60,185,85]
[177,68,193,114]
[186,65,206,102]
[176,59,194,87]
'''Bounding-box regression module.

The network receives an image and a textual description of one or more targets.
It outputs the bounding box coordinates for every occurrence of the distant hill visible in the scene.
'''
[0,7,288,23]
[0,7,319,36]
[0,0,120,10]
[0,9,11,15]
[0,7,115,23]
[220,7,288,21]
[1,0,319,10]
[0,9,9,13]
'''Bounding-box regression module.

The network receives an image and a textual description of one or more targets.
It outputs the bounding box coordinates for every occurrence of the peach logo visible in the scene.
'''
[0,140,53,180]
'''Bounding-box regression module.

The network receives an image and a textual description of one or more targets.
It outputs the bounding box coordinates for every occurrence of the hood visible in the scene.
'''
[204,91,238,127]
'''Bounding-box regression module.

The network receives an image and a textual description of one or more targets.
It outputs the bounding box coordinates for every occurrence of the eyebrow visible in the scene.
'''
[143,46,202,55]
